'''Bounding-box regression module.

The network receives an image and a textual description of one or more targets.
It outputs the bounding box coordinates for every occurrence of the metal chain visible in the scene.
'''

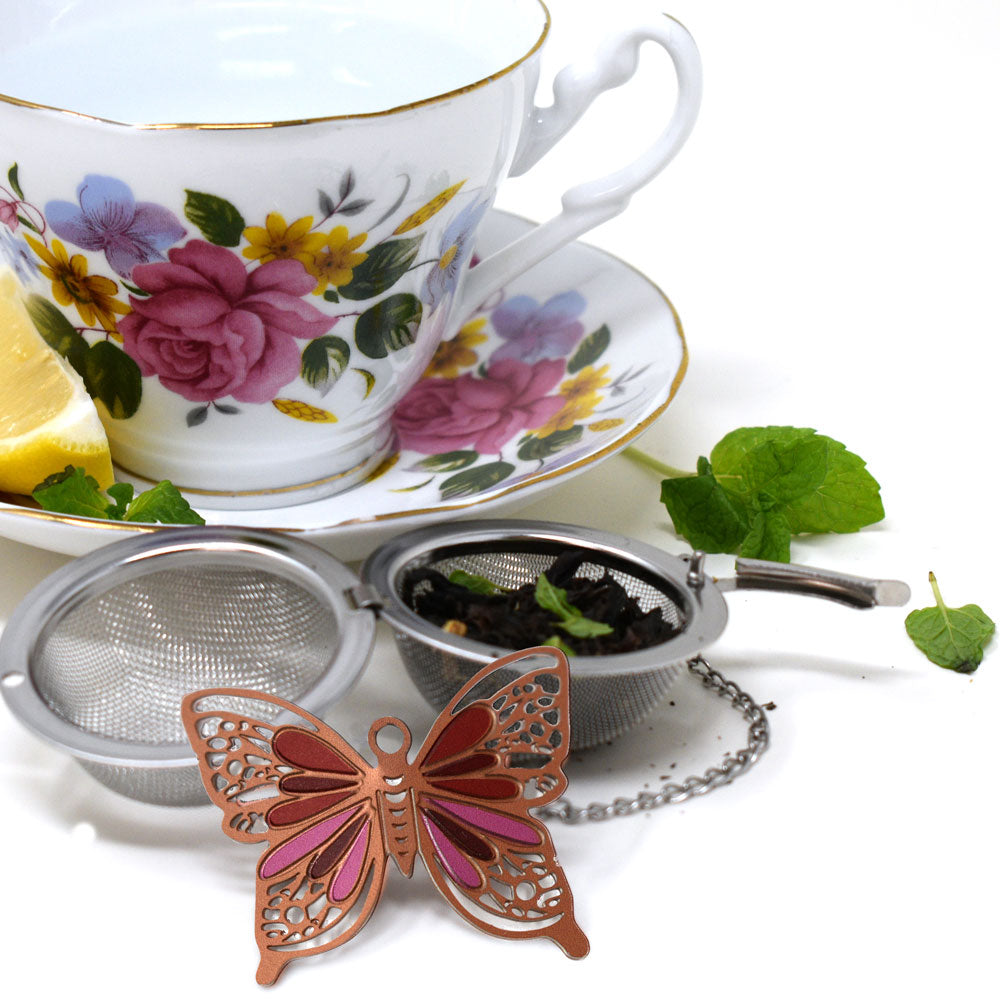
[538,656,771,823]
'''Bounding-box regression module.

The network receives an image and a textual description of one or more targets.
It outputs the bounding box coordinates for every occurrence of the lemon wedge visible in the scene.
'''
[0,271,114,495]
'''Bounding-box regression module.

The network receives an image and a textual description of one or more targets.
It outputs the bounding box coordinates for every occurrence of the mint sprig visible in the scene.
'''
[448,569,505,595]
[905,573,995,673]
[631,426,885,562]
[534,573,614,639]
[32,466,205,525]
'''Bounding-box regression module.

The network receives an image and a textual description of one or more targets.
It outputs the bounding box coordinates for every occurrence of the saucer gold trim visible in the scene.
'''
[114,453,375,500]
[0,1,551,131]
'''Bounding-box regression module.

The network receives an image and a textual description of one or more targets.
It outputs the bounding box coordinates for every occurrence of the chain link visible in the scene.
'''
[538,656,771,823]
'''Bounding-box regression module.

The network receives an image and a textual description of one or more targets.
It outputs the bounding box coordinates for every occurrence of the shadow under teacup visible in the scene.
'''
[0,0,701,508]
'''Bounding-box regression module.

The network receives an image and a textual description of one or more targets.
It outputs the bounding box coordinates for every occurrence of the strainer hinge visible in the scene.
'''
[345,583,385,612]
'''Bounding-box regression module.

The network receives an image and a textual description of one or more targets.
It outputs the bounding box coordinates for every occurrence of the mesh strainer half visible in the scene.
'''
[0,527,375,805]
[362,519,910,751]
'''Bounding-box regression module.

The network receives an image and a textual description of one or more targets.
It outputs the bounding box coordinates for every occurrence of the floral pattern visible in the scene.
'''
[422,199,489,309]
[45,175,186,280]
[119,241,336,404]
[381,291,649,501]
[1,161,661,507]
[27,235,129,333]
[490,290,586,364]
[392,358,565,455]
[3,162,475,427]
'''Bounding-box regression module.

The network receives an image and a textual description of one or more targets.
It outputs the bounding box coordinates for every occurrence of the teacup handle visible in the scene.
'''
[459,13,702,308]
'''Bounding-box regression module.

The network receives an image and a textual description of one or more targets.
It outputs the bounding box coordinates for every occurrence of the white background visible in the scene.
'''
[1,1,998,997]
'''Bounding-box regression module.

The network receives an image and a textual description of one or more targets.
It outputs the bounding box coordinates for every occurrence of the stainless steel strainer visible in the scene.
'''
[0,528,375,805]
[362,520,911,750]
[1,519,908,806]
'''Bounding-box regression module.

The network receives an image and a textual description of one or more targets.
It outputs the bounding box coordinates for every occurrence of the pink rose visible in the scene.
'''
[393,358,565,455]
[0,200,18,230]
[120,240,335,404]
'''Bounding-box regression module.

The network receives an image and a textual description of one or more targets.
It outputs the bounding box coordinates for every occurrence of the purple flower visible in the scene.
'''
[46,175,186,281]
[0,227,38,282]
[490,291,587,364]
[422,200,489,310]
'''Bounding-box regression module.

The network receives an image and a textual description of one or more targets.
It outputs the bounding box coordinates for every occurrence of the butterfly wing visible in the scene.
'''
[181,688,388,985]
[410,647,589,958]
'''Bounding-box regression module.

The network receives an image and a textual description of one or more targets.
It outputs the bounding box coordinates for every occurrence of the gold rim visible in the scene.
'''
[114,453,375,498]
[0,217,688,537]
[0,1,551,131]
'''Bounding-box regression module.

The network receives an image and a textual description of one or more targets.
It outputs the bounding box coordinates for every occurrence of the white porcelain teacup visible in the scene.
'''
[0,0,701,507]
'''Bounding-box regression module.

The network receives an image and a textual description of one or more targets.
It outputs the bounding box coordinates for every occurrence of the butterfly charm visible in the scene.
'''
[182,646,589,985]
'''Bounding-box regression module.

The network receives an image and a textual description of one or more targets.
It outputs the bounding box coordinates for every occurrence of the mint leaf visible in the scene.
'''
[534,574,579,620]
[782,437,884,534]
[32,467,205,525]
[122,481,205,525]
[105,482,135,519]
[448,570,503,595]
[653,426,885,562]
[32,466,115,519]
[659,461,751,554]
[542,635,577,657]
[905,573,995,673]
[535,573,613,638]
[556,615,614,639]
[709,426,815,479]
[723,436,828,505]
[741,507,792,562]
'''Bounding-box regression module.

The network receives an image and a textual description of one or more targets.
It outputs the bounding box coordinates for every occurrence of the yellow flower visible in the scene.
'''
[306,226,368,295]
[27,236,129,333]
[533,365,612,438]
[534,395,600,439]
[559,365,612,403]
[423,317,488,377]
[243,213,326,266]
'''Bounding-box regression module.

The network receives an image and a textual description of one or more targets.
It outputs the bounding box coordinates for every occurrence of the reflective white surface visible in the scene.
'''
[1,2,998,998]
[0,0,549,121]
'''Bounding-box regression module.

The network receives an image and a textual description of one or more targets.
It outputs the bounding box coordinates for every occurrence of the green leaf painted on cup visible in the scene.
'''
[354,293,422,359]
[439,461,515,500]
[566,324,611,374]
[184,190,246,247]
[83,341,142,419]
[517,426,584,461]
[301,335,351,396]
[417,451,479,472]
[25,295,90,376]
[338,236,423,301]
[7,162,24,200]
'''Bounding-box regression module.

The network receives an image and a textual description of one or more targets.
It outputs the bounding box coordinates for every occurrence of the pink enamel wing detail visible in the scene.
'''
[181,647,589,985]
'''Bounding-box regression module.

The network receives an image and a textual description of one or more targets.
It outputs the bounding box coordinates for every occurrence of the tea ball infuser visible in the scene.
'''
[1,520,909,813]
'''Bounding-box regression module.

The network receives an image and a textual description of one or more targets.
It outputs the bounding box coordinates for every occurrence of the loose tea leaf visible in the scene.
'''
[33,466,205,525]
[407,549,682,656]
[905,573,995,673]
[639,426,884,563]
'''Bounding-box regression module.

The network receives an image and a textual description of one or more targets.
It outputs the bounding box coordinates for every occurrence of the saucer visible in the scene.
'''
[0,209,687,560]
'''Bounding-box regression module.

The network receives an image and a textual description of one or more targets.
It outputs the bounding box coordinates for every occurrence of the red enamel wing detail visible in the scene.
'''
[181,647,589,985]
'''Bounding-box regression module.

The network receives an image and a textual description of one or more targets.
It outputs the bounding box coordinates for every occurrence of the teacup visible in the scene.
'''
[0,0,701,508]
